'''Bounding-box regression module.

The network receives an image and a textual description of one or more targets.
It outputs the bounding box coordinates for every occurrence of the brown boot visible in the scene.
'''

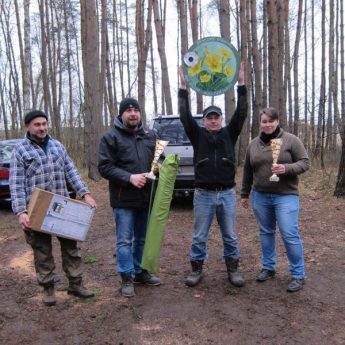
[68,283,94,298]
[42,285,56,306]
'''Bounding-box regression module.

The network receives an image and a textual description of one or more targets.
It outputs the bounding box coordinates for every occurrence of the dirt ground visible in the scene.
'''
[1,170,345,345]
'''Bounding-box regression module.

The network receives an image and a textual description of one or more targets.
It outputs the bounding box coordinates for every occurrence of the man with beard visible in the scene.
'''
[98,98,161,297]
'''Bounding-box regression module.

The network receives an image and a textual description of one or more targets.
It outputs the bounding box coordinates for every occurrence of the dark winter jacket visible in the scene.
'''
[178,86,248,189]
[98,117,157,208]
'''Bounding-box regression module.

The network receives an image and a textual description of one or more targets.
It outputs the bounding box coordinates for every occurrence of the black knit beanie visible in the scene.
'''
[24,110,48,124]
[119,98,140,117]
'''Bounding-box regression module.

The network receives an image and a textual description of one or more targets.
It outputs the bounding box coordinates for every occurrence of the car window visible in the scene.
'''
[0,144,14,160]
[153,118,203,145]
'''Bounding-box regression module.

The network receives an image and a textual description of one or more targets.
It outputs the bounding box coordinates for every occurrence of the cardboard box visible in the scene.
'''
[27,188,95,241]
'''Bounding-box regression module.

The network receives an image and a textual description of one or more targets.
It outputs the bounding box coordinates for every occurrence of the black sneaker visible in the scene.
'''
[256,269,275,282]
[287,278,304,292]
[133,270,161,286]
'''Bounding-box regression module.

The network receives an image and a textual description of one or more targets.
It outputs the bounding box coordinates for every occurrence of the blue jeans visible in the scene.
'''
[252,191,305,279]
[113,208,148,274]
[190,188,239,260]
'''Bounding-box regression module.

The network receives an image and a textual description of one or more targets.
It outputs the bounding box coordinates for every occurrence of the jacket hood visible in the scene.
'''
[114,116,144,133]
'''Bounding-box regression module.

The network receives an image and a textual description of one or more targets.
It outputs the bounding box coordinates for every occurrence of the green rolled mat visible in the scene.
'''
[141,154,180,273]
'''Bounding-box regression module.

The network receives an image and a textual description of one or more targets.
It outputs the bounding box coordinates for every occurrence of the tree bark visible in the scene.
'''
[136,0,153,124]
[80,0,102,180]
[250,0,262,138]
[152,0,173,114]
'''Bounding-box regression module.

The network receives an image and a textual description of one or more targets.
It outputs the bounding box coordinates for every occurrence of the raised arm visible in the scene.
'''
[178,67,198,142]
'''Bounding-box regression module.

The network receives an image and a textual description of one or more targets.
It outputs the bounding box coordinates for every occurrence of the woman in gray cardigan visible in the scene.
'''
[241,107,310,292]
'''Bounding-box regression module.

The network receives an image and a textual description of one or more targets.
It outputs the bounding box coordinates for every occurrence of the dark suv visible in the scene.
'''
[151,115,203,197]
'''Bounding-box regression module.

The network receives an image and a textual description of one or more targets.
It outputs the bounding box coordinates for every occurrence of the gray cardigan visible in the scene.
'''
[241,129,310,198]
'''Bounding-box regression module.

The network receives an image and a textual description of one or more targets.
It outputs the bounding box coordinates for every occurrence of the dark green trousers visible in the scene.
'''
[24,230,83,287]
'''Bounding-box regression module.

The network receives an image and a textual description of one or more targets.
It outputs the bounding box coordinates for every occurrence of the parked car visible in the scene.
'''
[0,138,76,208]
[151,115,203,197]
[0,139,23,206]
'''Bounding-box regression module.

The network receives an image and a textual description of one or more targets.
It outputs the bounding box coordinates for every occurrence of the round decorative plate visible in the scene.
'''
[182,36,240,96]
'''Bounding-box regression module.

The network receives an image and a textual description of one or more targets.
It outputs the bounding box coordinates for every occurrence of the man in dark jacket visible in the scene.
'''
[98,98,161,297]
[178,62,248,288]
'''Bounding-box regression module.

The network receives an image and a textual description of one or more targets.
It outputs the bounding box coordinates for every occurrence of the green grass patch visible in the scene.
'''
[83,255,98,264]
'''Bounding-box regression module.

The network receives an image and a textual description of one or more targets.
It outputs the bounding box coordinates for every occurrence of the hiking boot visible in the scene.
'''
[287,278,304,292]
[185,260,203,287]
[133,269,161,286]
[256,269,276,282]
[42,285,56,306]
[120,273,135,297]
[225,256,245,287]
[68,283,95,298]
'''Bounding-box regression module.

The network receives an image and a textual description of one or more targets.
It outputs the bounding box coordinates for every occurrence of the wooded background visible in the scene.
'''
[0,0,344,196]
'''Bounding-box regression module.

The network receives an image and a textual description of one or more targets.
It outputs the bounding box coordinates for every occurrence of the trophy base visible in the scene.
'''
[269,174,280,182]
[145,172,156,180]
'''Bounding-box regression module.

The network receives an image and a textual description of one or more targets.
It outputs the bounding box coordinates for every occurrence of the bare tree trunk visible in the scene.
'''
[80,0,102,180]
[188,0,203,113]
[62,0,75,151]
[283,0,292,131]
[106,28,115,123]
[124,0,131,94]
[150,41,158,114]
[1,2,22,133]
[262,0,268,108]
[177,0,191,114]
[39,0,52,126]
[0,72,9,138]
[250,0,262,138]
[15,0,31,114]
[292,0,303,136]
[114,2,125,99]
[237,0,250,165]
[112,1,119,116]
[277,0,286,127]
[218,0,235,122]
[178,0,188,56]
[315,0,326,167]
[327,0,335,150]
[152,0,173,114]
[266,0,279,108]
[333,0,340,143]
[136,0,152,124]
[334,0,345,196]
[100,0,107,126]
[311,0,316,150]
[45,0,61,140]
[303,0,308,148]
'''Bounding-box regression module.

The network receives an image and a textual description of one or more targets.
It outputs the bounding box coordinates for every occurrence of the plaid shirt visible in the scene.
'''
[10,134,89,215]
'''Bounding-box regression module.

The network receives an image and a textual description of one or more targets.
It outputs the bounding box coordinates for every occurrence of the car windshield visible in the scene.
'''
[0,144,14,160]
[153,118,203,145]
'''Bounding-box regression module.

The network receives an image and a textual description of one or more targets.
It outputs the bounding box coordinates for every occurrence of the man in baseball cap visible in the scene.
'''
[178,62,248,289]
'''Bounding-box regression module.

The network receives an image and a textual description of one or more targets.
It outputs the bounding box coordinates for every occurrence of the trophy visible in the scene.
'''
[146,140,169,180]
[269,138,282,182]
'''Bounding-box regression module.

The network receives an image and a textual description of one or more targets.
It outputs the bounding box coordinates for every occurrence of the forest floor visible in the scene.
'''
[0,168,345,345]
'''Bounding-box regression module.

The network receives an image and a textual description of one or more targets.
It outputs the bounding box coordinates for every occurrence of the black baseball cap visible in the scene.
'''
[203,105,222,118]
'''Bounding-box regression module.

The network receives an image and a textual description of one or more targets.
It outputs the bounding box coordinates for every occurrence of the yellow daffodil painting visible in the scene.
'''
[183,37,240,96]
